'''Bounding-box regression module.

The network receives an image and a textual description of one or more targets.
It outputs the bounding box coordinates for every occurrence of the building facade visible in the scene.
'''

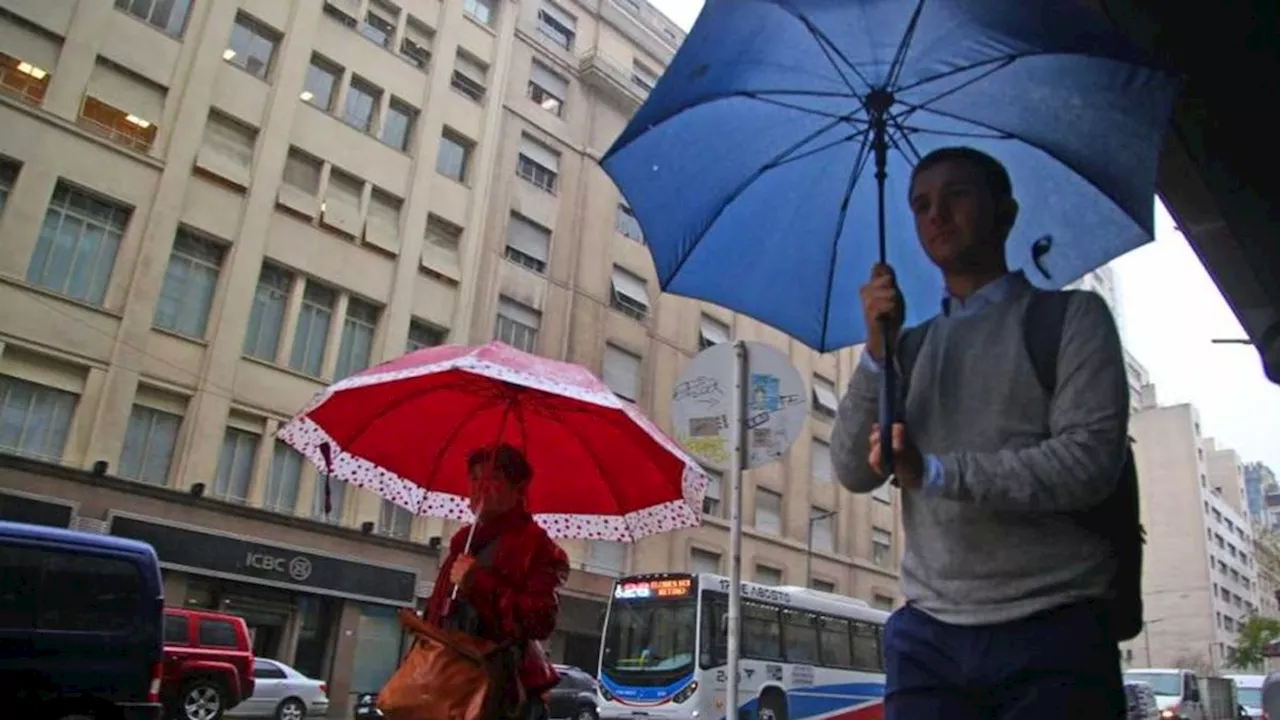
[1245,461,1279,527]
[1126,403,1259,672]
[0,0,902,702]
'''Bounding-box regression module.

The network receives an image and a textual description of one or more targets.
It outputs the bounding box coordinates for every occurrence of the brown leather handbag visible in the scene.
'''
[376,608,522,720]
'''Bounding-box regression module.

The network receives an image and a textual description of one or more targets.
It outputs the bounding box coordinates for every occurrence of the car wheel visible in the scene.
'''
[276,698,307,720]
[575,708,598,720]
[179,680,226,720]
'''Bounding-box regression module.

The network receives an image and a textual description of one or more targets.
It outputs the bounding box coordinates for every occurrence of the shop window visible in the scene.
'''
[350,604,409,695]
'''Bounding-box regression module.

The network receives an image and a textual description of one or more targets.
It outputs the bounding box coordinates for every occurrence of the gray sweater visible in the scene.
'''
[832,274,1130,625]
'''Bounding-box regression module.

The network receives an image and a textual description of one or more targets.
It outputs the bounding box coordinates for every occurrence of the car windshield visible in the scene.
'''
[601,598,696,684]
[1237,687,1261,707]
[1123,673,1183,697]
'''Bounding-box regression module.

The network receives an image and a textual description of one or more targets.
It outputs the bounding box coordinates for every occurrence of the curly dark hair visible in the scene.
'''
[466,443,533,487]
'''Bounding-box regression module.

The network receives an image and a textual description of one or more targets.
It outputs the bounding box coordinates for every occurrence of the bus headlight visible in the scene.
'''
[673,680,698,704]
[599,686,616,702]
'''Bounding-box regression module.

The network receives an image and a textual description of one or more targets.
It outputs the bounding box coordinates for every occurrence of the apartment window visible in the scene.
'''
[381,99,416,151]
[426,214,463,252]
[365,189,402,250]
[313,474,348,521]
[400,18,432,69]
[0,50,51,106]
[244,263,292,360]
[0,376,77,462]
[322,0,358,27]
[587,541,627,577]
[537,2,576,50]
[528,62,567,116]
[116,0,192,36]
[0,160,17,213]
[214,427,258,503]
[810,507,835,553]
[756,565,783,586]
[290,282,336,377]
[322,169,363,236]
[80,90,158,153]
[811,579,836,593]
[154,228,224,338]
[872,594,895,611]
[406,320,446,352]
[699,314,729,350]
[690,548,720,575]
[702,467,723,516]
[463,0,495,26]
[282,149,322,196]
[265,441,303,513]
[302,55,340,110]
[379,499,413,538]
[872,527,892,567]
[610,266,650,321]
[27,182,129,306]
[632,60,658,92]
[603,345,642,402]
[451,52,488,103]
[119,404,180,485]
[754,487,782,535]
[616,204,643,242]
[504,214,550,273]
[344,76,381,132]
[436,130,473,182]
[196,112,256,185]
[225,13,278,80]
[516,137,560,193]
[360,0,397,48]
[494,297,540,352]
[812,376,839,418]
[811,439,832,483]
[335,298,379,380]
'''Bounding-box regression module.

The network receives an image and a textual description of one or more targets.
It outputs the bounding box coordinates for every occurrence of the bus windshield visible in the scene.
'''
[1123,672,1183,697]
[601,597,697,684]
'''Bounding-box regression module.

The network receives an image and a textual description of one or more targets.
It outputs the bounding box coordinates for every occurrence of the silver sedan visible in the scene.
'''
[227,659,330,720]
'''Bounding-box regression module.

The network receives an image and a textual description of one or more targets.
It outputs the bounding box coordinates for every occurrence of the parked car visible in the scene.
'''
[1224,674,1265,720]
[548,665,599,720]
[1125,681,1160,720]
[0,520,166,720]
[226,658,329,720]
[163,607,256,720]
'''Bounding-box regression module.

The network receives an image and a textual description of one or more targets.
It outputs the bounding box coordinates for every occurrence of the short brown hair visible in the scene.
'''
[467,443,533,487]
[910,146,1013,201]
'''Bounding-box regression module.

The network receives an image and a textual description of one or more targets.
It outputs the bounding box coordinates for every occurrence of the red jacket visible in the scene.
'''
[425,509,570,695]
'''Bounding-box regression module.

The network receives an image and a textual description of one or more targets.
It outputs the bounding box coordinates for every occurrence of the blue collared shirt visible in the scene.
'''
[859,272,1031,493]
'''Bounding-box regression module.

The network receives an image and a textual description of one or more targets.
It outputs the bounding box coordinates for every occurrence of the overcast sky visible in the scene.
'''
[644,0,1280,475]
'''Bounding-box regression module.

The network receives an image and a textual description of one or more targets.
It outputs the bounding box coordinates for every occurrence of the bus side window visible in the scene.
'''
[851,620,882,672]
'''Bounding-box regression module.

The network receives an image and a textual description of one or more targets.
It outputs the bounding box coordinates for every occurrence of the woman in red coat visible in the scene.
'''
[425,443,570,718]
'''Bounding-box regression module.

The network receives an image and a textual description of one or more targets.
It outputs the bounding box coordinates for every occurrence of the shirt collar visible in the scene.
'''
[941,271,1029,318]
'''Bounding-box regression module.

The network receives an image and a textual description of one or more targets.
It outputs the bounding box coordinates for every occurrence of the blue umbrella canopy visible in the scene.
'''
[601,0,1180,353]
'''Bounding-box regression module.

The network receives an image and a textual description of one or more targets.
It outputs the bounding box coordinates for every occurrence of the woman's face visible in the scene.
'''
[468,465,521,517]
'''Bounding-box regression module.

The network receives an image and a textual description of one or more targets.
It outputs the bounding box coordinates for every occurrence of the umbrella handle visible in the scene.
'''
[447,504,482,610]
[878,316,898,479]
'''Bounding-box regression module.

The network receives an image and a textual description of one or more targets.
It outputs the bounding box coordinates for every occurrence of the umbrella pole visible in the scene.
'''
[868,90,898,478]
[725,339,749,719]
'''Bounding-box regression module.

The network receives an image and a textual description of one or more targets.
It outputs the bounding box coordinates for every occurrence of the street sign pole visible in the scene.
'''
[725,340,747,720]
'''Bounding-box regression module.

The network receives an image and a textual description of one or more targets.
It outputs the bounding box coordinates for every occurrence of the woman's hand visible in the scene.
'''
[449,554,476,590]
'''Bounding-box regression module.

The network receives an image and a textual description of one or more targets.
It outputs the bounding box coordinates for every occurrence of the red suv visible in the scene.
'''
[162,608,255,720]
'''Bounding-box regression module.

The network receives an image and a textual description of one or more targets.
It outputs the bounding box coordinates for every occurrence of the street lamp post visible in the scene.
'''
[1143,618,1166,667]
[807,509,838,588]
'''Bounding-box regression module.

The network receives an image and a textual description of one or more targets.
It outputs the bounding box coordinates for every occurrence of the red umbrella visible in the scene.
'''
[276,341,708,541]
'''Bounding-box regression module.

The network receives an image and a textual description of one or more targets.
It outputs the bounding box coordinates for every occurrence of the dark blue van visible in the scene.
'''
[0,520,165,720]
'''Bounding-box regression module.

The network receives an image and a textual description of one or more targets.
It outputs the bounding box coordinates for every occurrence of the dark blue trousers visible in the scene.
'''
[883,601,1125,720]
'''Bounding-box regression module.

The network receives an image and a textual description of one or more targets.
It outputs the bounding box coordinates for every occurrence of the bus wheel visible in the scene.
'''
[757,690,788,720]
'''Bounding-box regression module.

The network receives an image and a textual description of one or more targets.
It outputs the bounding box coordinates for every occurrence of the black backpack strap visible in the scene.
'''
[1021,290,1076,396]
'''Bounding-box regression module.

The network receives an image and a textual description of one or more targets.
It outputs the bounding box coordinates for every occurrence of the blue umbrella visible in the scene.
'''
[600,0,1179,469]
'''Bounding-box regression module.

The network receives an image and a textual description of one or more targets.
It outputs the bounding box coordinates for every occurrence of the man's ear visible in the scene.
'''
[997,196,1019,235]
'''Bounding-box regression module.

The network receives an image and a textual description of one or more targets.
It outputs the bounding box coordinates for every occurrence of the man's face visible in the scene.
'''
[908,159,1008,272]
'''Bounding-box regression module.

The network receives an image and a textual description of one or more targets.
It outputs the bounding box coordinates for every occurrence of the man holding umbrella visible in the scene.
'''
[832,147,1131,718]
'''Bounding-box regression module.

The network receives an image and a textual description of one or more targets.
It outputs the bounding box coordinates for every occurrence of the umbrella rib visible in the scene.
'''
[885,0,928,89]
[771,127,871,171]
[773,0,873,95]
[748,94,870,124]
[896,57,1016,118]
[659,110,865,286]
[818,129,877,347]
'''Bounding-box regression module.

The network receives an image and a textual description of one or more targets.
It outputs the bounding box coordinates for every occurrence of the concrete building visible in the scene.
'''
[1207,438,1249,519]
[1067,267,1154,413]
[1245,461,1279,527]
[1253,530,1280,621]
[0,0,901,701]
[1126,403,1259,672]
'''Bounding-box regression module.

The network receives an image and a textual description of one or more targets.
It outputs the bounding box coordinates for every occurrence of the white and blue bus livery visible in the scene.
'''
[596,572,889,720]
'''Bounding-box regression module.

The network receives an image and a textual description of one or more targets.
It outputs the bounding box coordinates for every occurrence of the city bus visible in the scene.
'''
[596,572,889,720]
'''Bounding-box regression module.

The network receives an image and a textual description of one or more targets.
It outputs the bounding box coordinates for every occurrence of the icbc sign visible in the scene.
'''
[244,551,314,582]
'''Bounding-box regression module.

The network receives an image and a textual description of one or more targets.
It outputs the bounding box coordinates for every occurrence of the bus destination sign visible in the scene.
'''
[613,577,693,600]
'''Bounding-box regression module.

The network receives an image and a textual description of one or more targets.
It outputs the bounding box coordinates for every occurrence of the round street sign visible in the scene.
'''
[671,341,808,470]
